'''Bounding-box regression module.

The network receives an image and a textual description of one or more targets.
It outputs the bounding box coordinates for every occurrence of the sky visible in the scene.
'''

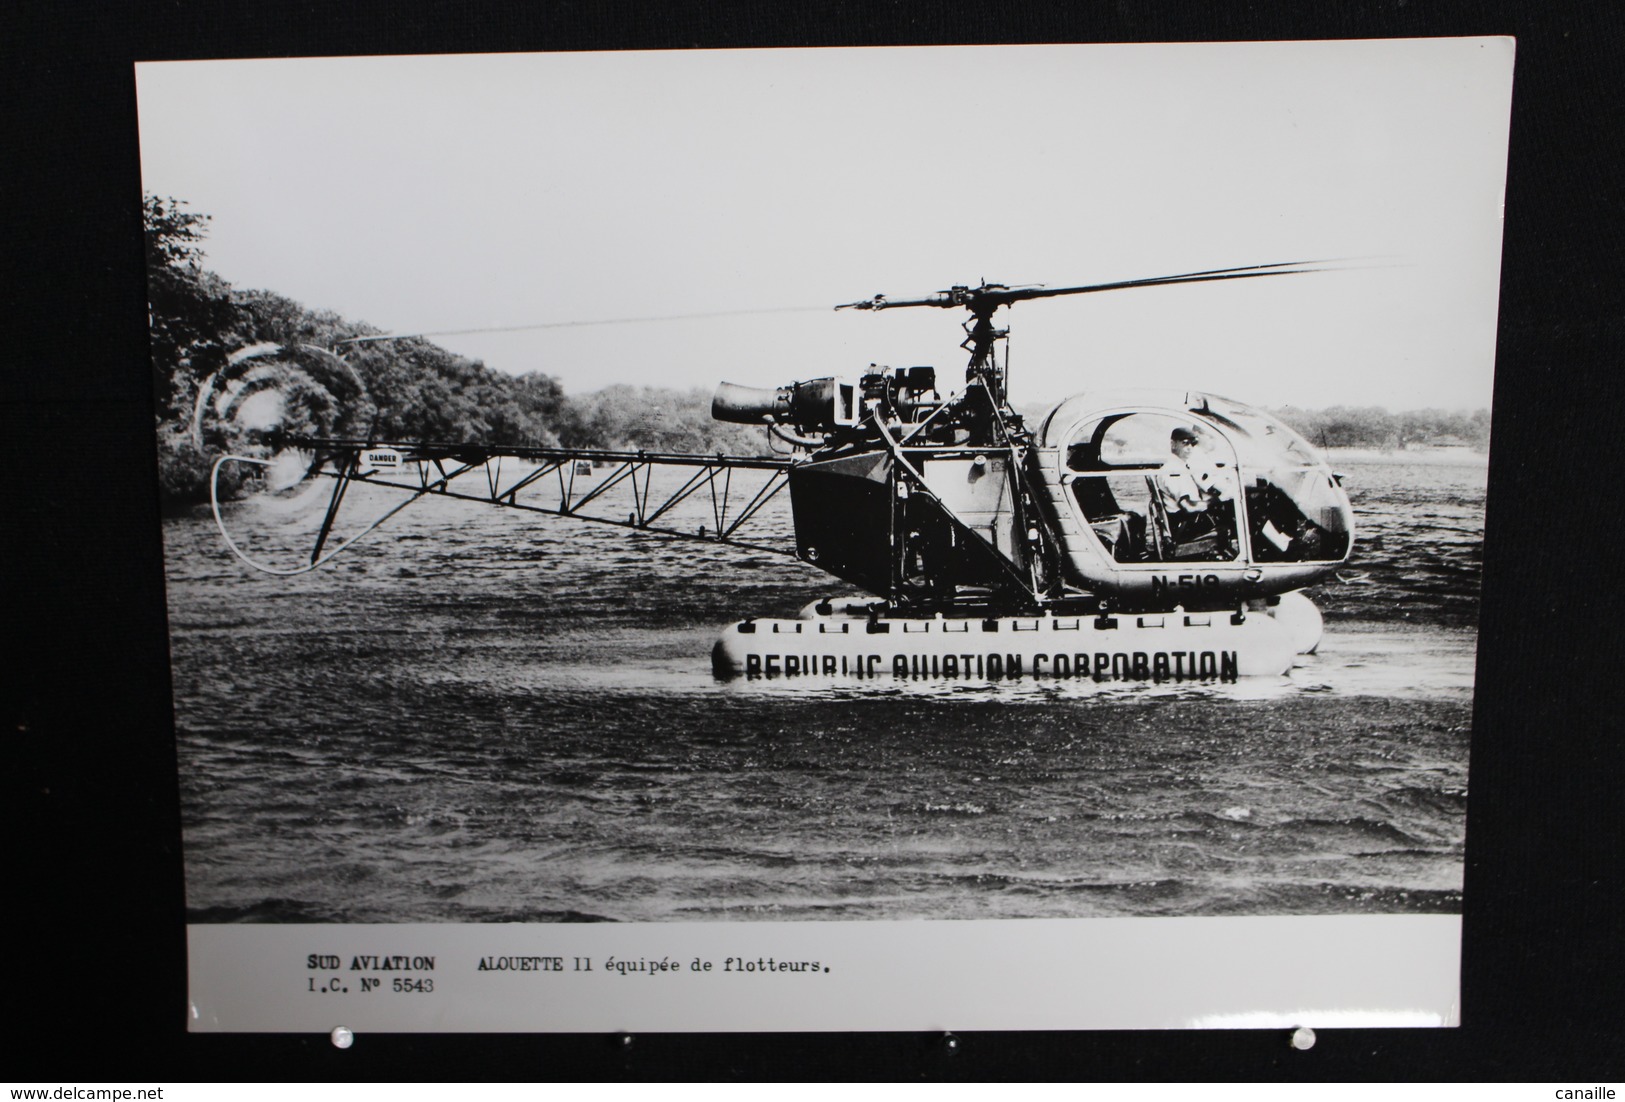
[135,40,1514,411]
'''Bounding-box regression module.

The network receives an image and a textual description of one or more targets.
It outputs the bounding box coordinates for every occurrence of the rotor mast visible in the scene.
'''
[835,282,1021,409]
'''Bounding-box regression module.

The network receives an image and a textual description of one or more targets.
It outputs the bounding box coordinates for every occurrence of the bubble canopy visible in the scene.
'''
[1038,389,1353,577]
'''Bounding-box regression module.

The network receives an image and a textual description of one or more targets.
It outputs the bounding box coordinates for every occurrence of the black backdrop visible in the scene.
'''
[8,0,1622,1082]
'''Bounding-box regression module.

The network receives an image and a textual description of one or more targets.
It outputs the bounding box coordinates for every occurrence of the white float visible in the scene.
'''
[711,593,1322,682]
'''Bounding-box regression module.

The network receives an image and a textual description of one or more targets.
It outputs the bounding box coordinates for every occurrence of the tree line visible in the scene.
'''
[145,195,770,505]
[1267,405,1490,451]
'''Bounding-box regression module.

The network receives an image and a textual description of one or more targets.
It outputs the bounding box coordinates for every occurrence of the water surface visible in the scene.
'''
[164,454,1484,922]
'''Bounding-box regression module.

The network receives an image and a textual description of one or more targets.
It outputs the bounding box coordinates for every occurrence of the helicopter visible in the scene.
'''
[201,261,1355,684]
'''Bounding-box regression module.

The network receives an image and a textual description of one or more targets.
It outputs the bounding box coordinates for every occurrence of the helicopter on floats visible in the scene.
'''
[203,261,1355,684]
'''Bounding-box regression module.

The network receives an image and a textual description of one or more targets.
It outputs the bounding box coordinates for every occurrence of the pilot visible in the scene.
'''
[1158,426,1237,552]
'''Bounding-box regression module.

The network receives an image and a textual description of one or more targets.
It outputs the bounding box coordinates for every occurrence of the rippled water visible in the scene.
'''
[163,452,1485,922]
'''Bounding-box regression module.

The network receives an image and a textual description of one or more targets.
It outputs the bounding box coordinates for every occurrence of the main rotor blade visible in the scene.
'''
[334,305,825,347]
[983,259,1340,305]
[836,259,1356,313]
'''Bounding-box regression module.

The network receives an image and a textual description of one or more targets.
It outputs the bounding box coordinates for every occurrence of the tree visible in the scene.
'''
[144,194,239,422]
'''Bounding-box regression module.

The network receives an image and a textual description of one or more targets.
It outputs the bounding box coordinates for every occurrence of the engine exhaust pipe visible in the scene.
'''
[712,377,856,431]
[712,381,793,425]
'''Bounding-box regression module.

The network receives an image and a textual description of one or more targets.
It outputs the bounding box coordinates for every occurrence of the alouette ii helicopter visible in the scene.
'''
[203,261,1354,684]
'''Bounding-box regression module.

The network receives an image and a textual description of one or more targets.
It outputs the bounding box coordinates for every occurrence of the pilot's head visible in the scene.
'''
[1170,426,1200,456]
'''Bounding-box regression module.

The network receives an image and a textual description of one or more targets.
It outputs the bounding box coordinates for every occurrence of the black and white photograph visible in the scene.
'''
[134,40,1511,1032]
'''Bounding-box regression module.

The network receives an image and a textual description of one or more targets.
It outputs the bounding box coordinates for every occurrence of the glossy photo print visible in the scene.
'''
[139,39,1512,1032]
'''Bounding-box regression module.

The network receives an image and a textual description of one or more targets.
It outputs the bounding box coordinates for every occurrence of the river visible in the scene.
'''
[163,452,1484,922]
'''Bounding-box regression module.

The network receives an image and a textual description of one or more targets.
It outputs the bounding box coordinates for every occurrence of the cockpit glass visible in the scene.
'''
[1197,399,1321,467]
[1242,465,1351,563]
[1195,402,1351,563]
[1060,404,1351,566]
[1067,412,1224,470]
[1065,413,1241,563]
